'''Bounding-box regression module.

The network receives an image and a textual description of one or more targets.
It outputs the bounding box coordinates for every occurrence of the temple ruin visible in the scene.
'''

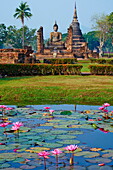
[36,2,98,60]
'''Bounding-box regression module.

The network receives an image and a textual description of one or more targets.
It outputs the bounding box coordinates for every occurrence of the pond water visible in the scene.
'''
[0,105,113,170]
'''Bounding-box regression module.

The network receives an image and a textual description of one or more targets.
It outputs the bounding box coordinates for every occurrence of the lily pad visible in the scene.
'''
[57,135,76,139]
[87,165,112,170]
[20,165,36,169]
[0,163,10,168]
[57,139,80,144]
[75,151,100,158]
[60,111,72,116]
[86,158,112,163]
[51,130,67,135]
[41,142,63,148]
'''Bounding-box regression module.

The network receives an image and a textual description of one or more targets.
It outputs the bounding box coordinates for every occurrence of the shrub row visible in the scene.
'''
[0,64,83,76]
[90,58,113,64]
[89,64,113,75]
[43,58,77,64]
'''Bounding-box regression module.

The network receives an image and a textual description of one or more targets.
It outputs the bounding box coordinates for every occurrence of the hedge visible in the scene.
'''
[89,64,113,75]
[0,64,83,76]
[90,58,113,64]
[43,58,77,64]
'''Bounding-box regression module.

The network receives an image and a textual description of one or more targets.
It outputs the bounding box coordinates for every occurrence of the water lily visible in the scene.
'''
[99,106,105,110]
[0,122,9,127]
[44,107,51,110]
[13,122,23,128]
[38,151,50,169]
[51,149,62,166]
[65,145,78,152]
[12,122,23,137]
[49,109,54,116]
[65,145,78,166]
[0,105,7,109]
[103,103,110,107]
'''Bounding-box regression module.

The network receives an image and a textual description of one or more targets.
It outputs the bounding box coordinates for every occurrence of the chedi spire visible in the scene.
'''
[73,1,78,21]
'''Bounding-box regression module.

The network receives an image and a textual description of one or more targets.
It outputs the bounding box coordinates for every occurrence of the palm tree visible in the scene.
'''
[14,2,32,48]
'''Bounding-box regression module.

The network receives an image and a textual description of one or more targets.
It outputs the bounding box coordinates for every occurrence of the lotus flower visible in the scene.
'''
[51,149,62,167]
[65,145,78,152]
[0,105,7,109]
[38,151,50,169]
[6,107,13,110]
[38,151,50,159]
[51,149,62,156]
[65,145,78,166]
[99,106,105,110]
[44,107,51,110]
[13,122,23,128]
[11,126,19,131]
[104,103,110,107]
[0,123,9,127]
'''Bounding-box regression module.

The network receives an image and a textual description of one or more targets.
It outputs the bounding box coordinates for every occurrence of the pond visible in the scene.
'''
[0,104,113,170]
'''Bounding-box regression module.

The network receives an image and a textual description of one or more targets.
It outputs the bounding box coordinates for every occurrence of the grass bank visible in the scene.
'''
[0,75,113,105]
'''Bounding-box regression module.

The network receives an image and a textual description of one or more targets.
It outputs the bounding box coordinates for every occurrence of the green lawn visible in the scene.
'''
[0,75,113,105]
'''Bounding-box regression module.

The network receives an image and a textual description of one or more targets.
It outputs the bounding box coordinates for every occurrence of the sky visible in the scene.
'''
[1,0,113,38]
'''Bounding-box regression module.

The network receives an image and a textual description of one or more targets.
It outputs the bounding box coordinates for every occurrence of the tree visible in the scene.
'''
[83,31,99,51]
[0,24,7,48]
[107,12,113,45]
[5,25,37,49]
[92,14,109,57]
[13,2,32,48]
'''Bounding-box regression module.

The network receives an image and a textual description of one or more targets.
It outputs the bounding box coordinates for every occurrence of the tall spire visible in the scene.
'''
[73,1,78,21]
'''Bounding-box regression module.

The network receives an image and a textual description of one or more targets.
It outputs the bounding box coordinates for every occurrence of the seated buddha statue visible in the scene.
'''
[47,22,64,50]
[50,22,62,43]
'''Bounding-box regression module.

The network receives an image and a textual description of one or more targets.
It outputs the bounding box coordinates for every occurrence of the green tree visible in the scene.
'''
[107,12,113,45]
[13,2,32,48]
[5,25,36,49]
[0,24,7,48]
[83,31,99,51]
[92,14,109,57]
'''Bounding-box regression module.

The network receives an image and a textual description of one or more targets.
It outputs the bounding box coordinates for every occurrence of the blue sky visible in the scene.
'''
[1,0,113,38]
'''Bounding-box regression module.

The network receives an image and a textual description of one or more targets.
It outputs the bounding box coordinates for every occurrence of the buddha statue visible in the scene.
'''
[50,22,62,43]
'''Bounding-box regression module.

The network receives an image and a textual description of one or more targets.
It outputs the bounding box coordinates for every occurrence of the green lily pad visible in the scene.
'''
[51,130,67,134]
[75,151,100,158]
[42,142,63,148]
[20,165,36,169]
[13,157,25,162]
[87,165,112,170]
[60,111,72,115]
[0,163,10,168]
[57,135,76,139]
[86,158,112,163]
[57,139,80,144]
[102,153,113,158]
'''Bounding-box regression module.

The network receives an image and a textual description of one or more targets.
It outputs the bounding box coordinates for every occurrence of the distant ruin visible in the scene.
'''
[36,2,98,60]
[0,2,98,64]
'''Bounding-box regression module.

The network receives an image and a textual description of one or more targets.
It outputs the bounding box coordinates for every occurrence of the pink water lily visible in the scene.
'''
[0,122,10,127]
[13,148,19,152]
[0,105,7,109]
[6,107,13,110]
[99,106,105,110]
[13,122,23,128]
[65,145,78,152]
[104,103,110,107]
[51,149,62,167]
[103,109,108,113]
[38,151,50,159]
[38,151,50,169]
[49,109,54,114]
[11,126,19,131]
[51,149,62,155]
[65,145,78,166]
[44,107,51,110]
